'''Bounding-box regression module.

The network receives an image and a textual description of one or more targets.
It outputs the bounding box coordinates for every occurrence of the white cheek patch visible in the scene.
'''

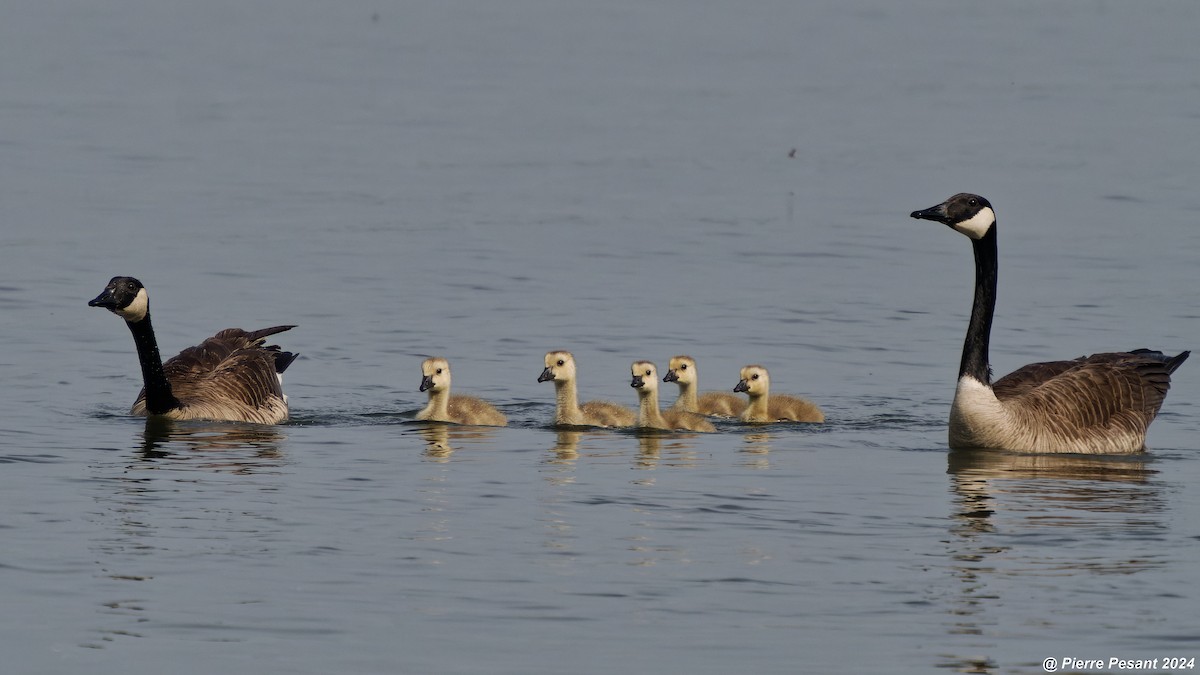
[116,288,149,322]
[952,206,996,240]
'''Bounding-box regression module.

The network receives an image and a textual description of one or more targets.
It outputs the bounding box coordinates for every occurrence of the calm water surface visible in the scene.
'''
[2,2,1199,674]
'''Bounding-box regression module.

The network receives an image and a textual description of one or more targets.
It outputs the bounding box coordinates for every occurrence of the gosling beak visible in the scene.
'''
[631,375,644,389]
[662,369,679,383]
[419,375,434,392]
[733,380,750,393]
[537,367,555,383]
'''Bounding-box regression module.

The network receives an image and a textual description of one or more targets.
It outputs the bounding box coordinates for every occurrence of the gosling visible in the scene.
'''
[538,351,636,427]
[663,355,746,417]
[734,365,824,423]
[416,357,507,427]
[631,361,716,432]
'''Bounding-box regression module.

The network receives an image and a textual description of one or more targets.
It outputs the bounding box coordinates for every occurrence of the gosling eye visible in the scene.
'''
[752,373,760,380]
[436,368,443,375]
[557,359,565,366]
[644,369,652,377]
[680,364,688,371]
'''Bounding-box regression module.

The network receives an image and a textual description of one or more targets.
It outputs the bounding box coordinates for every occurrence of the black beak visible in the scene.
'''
[910,203,950,225]
[733,380,749,393]
[631,375,644,388]
[419,375,434,392]
[662,369,678,383]
[88,288,119,309]
[537,367,555,383]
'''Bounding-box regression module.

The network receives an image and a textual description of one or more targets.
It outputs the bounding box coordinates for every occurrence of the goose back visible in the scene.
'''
[133,325,296,425]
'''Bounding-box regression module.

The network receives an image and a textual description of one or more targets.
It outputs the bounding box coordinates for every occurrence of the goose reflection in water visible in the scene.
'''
[138,417,285,473]
[940,448,1162,670]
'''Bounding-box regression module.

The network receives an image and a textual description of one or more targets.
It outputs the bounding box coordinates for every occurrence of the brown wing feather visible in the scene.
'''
[994,352,1177,433]
[992,359,1082,399]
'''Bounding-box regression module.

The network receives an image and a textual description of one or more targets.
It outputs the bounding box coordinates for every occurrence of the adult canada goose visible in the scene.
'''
[538,351,636,427]
[663,355,746,417]
[734,365,825,423]
[415,357,507,427]
[911,193,1189,453]
[88,276,297,425]
[631,361,717,432]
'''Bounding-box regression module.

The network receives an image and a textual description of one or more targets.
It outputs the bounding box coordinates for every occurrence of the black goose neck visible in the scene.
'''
[960,226,997,384]
[125,314,181,415]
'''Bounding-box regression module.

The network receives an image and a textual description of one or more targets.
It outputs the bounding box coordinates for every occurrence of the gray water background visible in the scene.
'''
[2,1,1199,673]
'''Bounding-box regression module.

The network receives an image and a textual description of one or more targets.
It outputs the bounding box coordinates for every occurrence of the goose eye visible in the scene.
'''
[680,364,688,370]
[644,369,652,376]
[436,368,443,375]
[557,360,565,366]
[752,374,759,380]
[968,198,978,206]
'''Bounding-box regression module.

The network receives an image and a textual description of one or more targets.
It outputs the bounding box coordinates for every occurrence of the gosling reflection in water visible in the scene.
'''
[550,428,585,461]
[415,422,500,461]
[547,428,644,461]
[742,431,773,455]
[632,429,702,469]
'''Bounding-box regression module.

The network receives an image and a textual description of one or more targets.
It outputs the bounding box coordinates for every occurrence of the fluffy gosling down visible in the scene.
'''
[734,365,825,423]
[538,351,636,427]
[663,355,746,417]
[88,276,297,425]
[631,361,717,432]
[415,357,507,427]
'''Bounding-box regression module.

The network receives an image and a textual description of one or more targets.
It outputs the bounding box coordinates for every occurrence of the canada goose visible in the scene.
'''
[911,193,1189,453]
[734,365,825,423]
[538,351,636,427]
[663,355,746,417]
[415,357,507,427]
[88,276,297,425]
[631,361,717,432]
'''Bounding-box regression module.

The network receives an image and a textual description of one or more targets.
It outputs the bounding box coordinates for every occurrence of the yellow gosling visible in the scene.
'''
[664,355,746,417]
[631,361,716,432]
[538,351,636,427]
[416,357,507,427]
[734,365,824,423]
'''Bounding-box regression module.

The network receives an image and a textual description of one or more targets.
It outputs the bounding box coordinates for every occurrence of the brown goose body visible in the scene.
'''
[951,349,1187,454]
[90,277,297,425]
[912,194,1188,454]
[131,326,295,424]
